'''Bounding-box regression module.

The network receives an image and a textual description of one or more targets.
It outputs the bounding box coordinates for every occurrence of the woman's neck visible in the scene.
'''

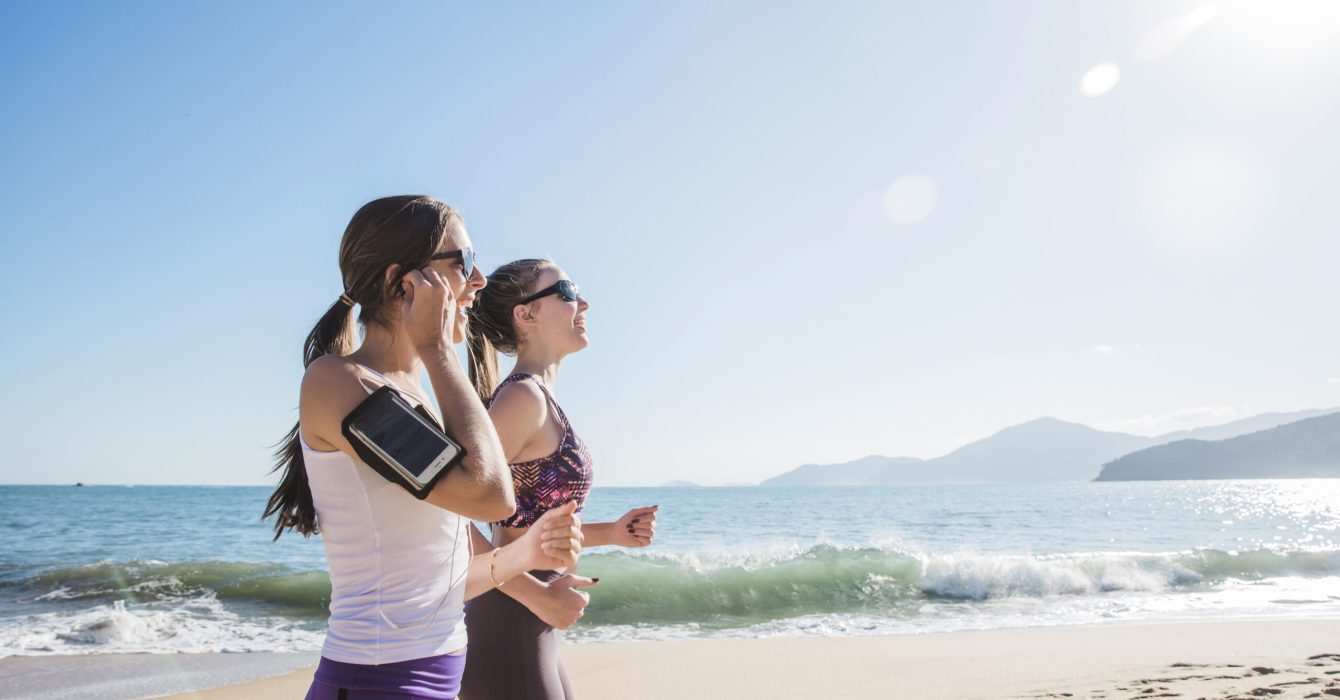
[511,345,563,390]
[348,323,424,383]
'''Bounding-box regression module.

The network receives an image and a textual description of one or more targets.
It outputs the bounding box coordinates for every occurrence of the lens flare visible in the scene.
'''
[882,175,939,225]
[1079,63,1121,97]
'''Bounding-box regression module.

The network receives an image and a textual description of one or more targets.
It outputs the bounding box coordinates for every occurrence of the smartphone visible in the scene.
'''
[341,385,465,498]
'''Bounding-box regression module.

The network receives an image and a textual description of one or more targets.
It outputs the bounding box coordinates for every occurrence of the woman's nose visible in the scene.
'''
[470,265,487,289]
[577,295,590,311]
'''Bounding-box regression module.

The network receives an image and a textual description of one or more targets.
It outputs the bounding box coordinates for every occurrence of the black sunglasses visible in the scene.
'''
[520,279,580,304]
[430,248,476,279]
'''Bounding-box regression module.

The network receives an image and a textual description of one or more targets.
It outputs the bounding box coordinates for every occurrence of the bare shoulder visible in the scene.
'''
[304,353,357,382]
[301,355,368,401]
[300,356,373,452]
[489,379,546,417]
[488,379,548,448]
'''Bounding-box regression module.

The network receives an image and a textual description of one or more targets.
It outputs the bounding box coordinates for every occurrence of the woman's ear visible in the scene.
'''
[513,303,536,328]
[384,263,403,295]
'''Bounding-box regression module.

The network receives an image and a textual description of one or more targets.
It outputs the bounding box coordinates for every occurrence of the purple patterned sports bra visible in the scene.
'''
[492,374,594,529]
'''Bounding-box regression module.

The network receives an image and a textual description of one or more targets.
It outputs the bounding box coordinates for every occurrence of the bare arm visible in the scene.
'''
[462,502,588,601]
[400,268,514,522]
[417,344,514,521]
[465,524,597,628]
[466,525,548,596]
[582,506,659,548]
[299,268,515,522]
[580,522,623,547]
[297,353,510,522]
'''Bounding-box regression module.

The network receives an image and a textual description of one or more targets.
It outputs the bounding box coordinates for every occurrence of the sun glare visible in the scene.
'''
[1134,4,1218,62]
[1218,0,1340,52]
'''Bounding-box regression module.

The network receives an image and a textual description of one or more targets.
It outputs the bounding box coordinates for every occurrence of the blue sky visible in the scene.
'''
[2,1,1339,486]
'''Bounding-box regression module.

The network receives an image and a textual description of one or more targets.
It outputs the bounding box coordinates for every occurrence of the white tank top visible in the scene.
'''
[300,366,470,665]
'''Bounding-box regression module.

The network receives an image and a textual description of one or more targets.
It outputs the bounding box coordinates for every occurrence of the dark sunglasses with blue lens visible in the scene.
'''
[430,248,476,279]
[521,279,580,304]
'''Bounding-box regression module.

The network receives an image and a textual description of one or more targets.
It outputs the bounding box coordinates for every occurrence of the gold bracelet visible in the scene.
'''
[489,548,506,588]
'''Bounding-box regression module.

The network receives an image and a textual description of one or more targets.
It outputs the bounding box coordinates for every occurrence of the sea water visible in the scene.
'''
[1,481,1337,655]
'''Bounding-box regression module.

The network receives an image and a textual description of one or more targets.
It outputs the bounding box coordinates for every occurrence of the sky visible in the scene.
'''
[2,1,1339,487]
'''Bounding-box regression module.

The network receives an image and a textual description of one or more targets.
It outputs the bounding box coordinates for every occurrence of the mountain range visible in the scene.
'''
[759,407,1339,486]
[1094,411,1340,481]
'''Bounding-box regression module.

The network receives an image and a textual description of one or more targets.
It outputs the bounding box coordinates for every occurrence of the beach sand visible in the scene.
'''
[8,619,1337,699]
[0,651,319,700]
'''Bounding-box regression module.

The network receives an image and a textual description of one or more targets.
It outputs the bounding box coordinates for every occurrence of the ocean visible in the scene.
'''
[1,481,1338,656]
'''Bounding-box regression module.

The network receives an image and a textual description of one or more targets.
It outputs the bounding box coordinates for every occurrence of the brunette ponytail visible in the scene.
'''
[263,297,357,540]
[466,325,501,406]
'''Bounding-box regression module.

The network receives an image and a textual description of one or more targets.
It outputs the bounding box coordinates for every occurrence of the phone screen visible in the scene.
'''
[348,391,454,479]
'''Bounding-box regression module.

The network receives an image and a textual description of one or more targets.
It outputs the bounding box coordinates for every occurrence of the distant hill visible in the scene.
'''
[762,417,1154,485]
[1156,407,1338,443]
[914,417,1155,482]
[759,455,924,487]
[759,408,1340,486]
[1094,412,1340,481]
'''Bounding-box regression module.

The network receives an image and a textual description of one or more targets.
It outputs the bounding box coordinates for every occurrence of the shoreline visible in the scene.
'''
[4,618,1336,699]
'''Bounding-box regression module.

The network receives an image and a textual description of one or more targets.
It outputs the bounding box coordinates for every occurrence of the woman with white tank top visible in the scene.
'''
[265,196,590,699]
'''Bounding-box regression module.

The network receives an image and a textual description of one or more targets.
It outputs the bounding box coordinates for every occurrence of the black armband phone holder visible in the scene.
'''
[340,385,466,499]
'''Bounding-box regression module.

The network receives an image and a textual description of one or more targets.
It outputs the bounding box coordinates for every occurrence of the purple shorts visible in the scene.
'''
[304,651,467,700]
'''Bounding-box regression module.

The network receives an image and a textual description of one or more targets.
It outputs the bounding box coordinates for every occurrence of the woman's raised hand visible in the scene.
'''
[400,267,456,352]
[613,505,658,548]
[521,500,584,571]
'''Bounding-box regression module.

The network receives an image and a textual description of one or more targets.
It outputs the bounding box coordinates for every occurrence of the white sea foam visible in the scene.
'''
[0,596,323,657]
[568,577,1340,644]
[916,552,1187,599]
[563,545,1340,643]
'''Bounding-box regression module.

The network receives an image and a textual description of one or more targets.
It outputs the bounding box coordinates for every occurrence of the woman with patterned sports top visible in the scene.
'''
[461,259,658,700]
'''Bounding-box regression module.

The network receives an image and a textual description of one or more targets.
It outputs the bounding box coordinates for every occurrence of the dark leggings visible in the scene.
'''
[460,570,573,700]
